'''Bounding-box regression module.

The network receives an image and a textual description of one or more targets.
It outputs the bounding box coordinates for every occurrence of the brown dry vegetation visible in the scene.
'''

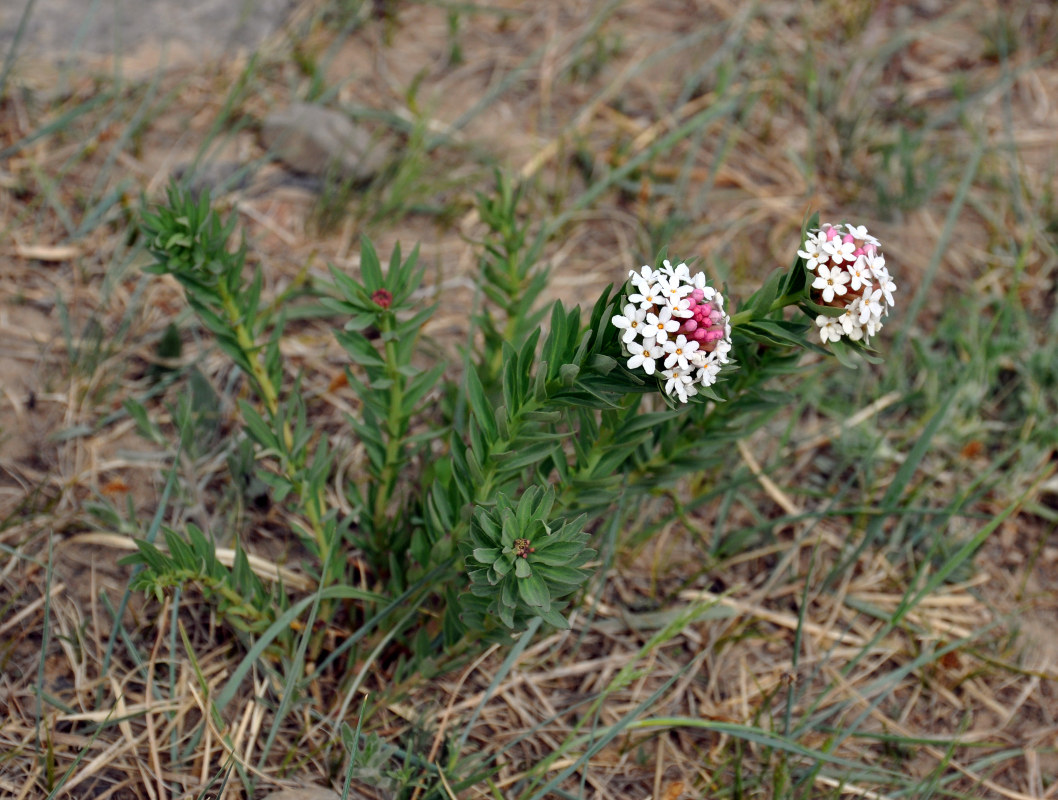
[2,1,1058,798]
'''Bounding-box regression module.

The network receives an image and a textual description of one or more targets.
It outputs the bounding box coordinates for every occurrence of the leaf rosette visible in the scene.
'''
[462,486,595,632]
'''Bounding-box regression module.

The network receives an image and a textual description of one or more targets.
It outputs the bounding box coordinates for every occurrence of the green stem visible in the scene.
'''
[557,396,638,510]
[220,289,281,417]
[371,314,407,551]
[729,293,800,328]
[217,285,332,574]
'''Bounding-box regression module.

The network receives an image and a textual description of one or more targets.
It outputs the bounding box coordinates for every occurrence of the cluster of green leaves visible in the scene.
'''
[321,240,445,583]
[126,524,275,633]
[415,291,629,639]
[141,185,278,395]
[463,487,593,630]
[470,173,550,387]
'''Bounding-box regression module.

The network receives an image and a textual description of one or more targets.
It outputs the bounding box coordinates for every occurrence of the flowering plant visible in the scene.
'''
[132,182,895,648]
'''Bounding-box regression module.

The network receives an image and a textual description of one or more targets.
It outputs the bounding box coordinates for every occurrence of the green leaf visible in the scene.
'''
[334,329,386,368]
[472,547,500,565]
[499,601,515,628]
[464,364,498,443]
[531,541,585,566]
[741,266,784,319]
[829,339,862,369]
[589,354,617,374]
[239,400,280,452]
[534,564,588,588]
[514,557,531,578]
[538,606,570,629]
[443,591,465,647]
[493,441,560,473]
[119,540,169,572]
[741,319,812,349]
[501,575,518,608]
[403,362,445,413]
[359,236,384,290]
[327,263,368,306]
[518,572,550,611]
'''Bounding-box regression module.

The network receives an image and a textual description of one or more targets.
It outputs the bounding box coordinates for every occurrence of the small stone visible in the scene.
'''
[261,103,386,182]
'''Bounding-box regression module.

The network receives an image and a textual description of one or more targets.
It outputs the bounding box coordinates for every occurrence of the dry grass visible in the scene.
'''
[2,0,1057,797]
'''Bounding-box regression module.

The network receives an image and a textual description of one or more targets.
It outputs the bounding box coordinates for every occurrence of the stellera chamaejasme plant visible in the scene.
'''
[129,182,896,650]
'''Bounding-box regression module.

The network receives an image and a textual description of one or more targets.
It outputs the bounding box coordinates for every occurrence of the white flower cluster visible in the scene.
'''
[799,223,897,344]
[612,260,732,403]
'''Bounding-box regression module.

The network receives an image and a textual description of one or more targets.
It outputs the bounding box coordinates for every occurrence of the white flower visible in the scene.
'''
[823,237,856,263]
[644,306,680,343]
[797,232,830,271]
[866,251,886,279]
[662,368,696,402]
[627,341,664,375]
[845,223,878,245]
[865,315,883,339]
[613,257,733,402]
[839,304,860,335]
[712,337,732,363]
[805,222,895,347]
[629,265,657,291]
[696,361,721,386]
[816,314,844,344]
[858,288,884,322]
[659,275,694,305]
[847,256,872,292]
[875,269,896,307]
[661,260,691,282]
[611,303,647,344]
[628,282,665,310]
[663,334,699,370]
[812,265,850,303]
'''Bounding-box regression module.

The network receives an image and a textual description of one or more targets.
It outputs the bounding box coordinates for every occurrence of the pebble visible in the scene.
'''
[261,103,387,182]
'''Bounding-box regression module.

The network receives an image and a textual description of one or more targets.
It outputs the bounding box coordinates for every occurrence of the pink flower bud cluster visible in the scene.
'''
[611,260,732,403]
[798,223,897,345]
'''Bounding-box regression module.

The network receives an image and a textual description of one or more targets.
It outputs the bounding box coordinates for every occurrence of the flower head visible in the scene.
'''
[613,261,732,402]
[371,288,393,309]
[800,222,896,344]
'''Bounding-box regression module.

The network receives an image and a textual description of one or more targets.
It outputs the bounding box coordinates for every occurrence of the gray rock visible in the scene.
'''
[261,103,387,182]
